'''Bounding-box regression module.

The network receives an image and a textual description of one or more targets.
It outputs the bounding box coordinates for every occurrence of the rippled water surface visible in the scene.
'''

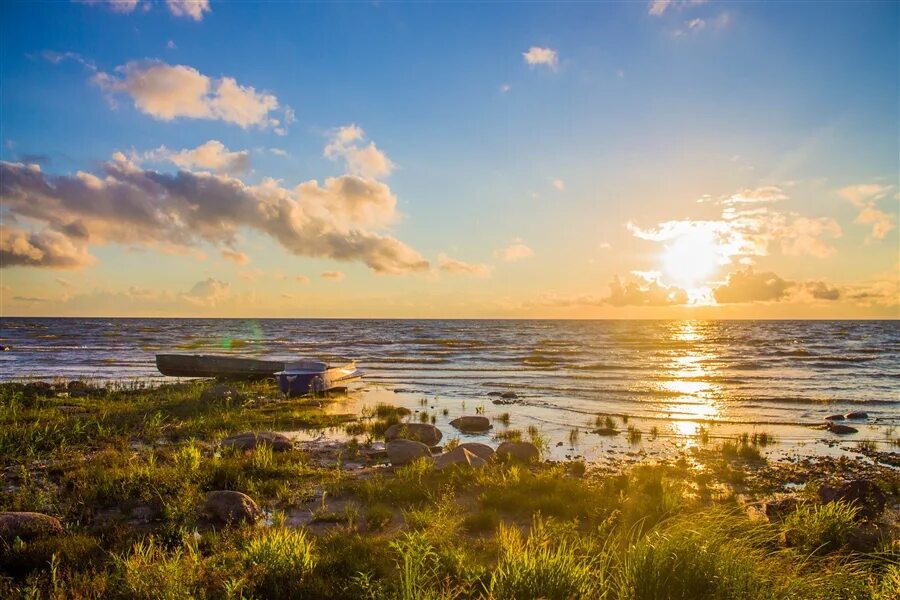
[1,319,898,427]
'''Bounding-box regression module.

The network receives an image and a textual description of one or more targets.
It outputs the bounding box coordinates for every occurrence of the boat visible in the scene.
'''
[156,354,287,378]
[276,360,364,396]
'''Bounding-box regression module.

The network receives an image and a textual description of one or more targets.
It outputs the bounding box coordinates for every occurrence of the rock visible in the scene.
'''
[67,380,89,392]
[429,445,444,455]
[486,391,503,397]
[764,497,800,521]
[434,447,488,470]
[818,479,886,519]
[592,427,620,436]
[386,439,432,466]
[824,414,845,421]
[496,441,540,463]
[384,423,443,446]
[450,416,491,432]
[844,411,868,420]
[826,422,858,435]
[221,431,293,452]
[201,383,245,404]
[500,391,518,399]
[203,491,263,524]
[457,442,495,461]
[0,512,64,542]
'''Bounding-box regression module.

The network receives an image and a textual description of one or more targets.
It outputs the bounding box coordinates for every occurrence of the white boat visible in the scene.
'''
[277,360,363,395]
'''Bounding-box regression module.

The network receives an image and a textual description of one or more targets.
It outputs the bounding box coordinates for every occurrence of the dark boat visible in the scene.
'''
[155,354,287,378]
[276,360,363,396]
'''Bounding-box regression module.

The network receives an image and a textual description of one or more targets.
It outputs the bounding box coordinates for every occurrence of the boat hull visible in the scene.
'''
[277,364,363,396]
[155,354,286,378]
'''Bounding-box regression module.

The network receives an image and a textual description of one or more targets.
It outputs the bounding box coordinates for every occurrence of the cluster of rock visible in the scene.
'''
[823,411,868,435]
[384,417,539,468]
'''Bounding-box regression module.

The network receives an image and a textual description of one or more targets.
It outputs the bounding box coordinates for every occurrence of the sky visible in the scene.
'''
[0,0,897,318]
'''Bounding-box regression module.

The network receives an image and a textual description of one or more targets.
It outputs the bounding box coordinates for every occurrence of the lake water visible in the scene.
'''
[1,318,898,461]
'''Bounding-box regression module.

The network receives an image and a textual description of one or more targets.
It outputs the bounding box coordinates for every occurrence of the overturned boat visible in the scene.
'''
[155,354,363,393]
[277,360,363,396]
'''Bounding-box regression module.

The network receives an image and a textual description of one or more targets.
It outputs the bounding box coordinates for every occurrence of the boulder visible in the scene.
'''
[450,416,491,433]
[844,411,868,420]
[384,423,442,446]
[500,391,518,399]
[818,479,886,519]
[434,447,487,471]
[0,512,64,542]
[824,414,845,421]
[386,439,432,466]
[201,383,244,404]
[826,423,858,435]
[496,441,540,463]
[456,442,495,461]
[221,431,293,452]
[763,497,800,521]
[592,427,620,436]
[203,491,262,524]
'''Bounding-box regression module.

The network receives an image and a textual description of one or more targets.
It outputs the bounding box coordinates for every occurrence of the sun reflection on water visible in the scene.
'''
[659,322,721,444]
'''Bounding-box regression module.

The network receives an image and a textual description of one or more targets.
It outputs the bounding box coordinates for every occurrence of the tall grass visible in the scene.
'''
[242,519,318,599]
[782,501,859,555]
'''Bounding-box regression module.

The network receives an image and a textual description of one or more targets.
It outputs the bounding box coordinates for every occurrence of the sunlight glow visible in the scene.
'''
[661,233,721,289]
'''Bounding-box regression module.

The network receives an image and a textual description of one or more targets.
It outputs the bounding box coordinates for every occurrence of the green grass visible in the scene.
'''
[782,501,860,555]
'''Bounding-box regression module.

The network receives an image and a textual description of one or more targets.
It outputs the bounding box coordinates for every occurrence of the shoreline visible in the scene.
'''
[1,378,898,598]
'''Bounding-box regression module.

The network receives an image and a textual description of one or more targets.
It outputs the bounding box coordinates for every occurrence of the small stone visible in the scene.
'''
[221,431,293,452]
[592,427,620,436]
[384,423,443,446]
[450,416,491,432]
[824,414,845,421]
[0,512,64,542]
[844,411,868,420]
[386,439,432,466]
[203,491,262,524]
[496,441,540,463]
[500,391,518,399]
[434,447,487,470]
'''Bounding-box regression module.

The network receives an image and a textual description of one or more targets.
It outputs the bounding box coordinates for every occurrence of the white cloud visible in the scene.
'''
[0,157,429,275]
[166,40,177,49]
[220,248,250,265]
[321,271,345,281]
[437,253,492,278]
[713,268,792,304]
[648,0,672,16]
[522,47,558,70]
[165,0,210,21]
[837,183,895,242]
[324,124,394,179]
[607,275,688,306]
[79,0,142,14]
[140,140,251,175]
[92,61,284,130]
[500,83,511,93]
[181,278,229,307]
[269,148,288,157]
[295,275,310,284]
[551,178,565,191]
[495,240,535,262]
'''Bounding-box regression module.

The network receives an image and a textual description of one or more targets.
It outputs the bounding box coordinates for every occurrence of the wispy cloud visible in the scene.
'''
[321,271,345,281]
[495,239,535,262]
[79,0,211,20]
[138,140,251,175]
[220,248,250,265]
[437,253,492,278]
[837,183,895,242]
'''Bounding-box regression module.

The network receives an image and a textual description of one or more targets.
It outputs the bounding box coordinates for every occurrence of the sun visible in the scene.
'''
[662,233,721,288]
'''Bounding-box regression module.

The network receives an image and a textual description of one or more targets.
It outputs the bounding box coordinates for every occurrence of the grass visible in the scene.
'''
[1,381,897,600]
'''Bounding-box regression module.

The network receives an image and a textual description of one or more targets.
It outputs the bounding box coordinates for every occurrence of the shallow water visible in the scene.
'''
[2,319,897,428]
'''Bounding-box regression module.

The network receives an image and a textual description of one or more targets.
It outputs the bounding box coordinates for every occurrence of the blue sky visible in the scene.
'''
[1,0,897,317]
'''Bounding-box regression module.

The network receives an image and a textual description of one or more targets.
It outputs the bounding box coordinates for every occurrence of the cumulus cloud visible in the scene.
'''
[648,0,707,16]
[713,268,793,304]
[437,253,492,278]
[139,140,251,175]
[495,240,535,262]
[837,183,895,242]
[801,281,841,301]
[220,248,250,265]
[324,125,394,179]
[79,0,142,14]
[93,61,286,130]
[606,275,688,306]
[181,278,229,307]
[165,0,210,20]
[552,179,565,191]
[522,47,558,70]
[0,157,428,275]
[321,271,345,281]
